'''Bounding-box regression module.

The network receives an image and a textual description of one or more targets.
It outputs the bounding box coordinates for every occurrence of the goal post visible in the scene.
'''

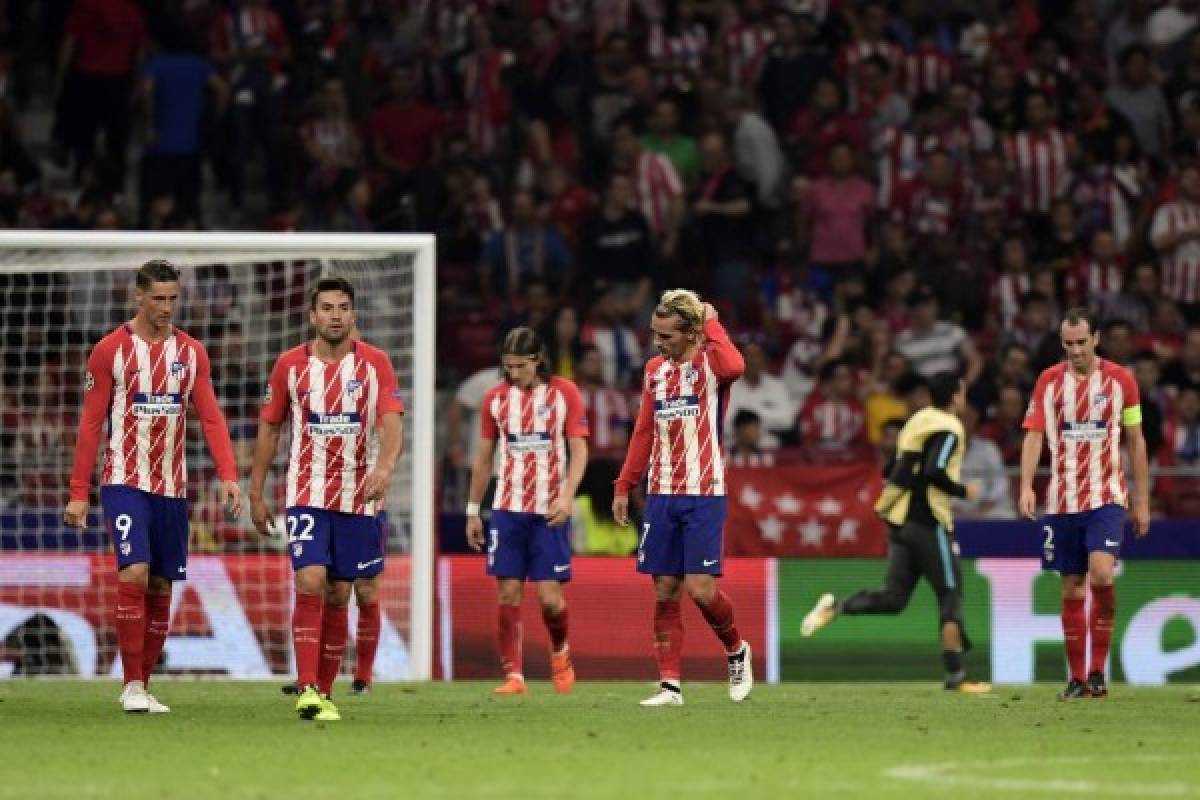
[0,231,436,681]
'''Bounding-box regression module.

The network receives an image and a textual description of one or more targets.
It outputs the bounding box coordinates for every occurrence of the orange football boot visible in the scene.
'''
[492,674,528,695]
[550,649,576,695]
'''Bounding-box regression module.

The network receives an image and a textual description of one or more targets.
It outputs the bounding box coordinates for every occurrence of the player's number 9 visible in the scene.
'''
[287,513,315,543]
[115,514,132,541]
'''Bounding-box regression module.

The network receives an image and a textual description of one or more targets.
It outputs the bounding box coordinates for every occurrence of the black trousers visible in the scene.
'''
[841,519,969,647]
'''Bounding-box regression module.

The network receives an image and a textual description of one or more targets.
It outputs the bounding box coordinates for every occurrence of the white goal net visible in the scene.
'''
[0,231,435,681]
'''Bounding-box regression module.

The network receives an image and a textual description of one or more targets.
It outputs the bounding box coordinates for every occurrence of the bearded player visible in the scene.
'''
[1019,308,1151,700]
[613,289,752,707]
[249,276,404,722]
[465,326,589,696]
[64,259,243,714]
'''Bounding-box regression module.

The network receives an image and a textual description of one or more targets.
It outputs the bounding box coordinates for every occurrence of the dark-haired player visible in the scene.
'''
[249,276,404,722]
[465,326,589,696]
[65,259,243,714]
[1019,308,1150,699]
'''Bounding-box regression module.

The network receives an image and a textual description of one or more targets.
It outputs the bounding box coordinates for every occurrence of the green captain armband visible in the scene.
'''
[1122,404,1143,426]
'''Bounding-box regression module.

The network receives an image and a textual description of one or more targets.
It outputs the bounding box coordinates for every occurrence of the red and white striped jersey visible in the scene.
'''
[889,178,964,238]
[480,377,588,515]
[70,325,237,501]
[875,126,945,206]
[901,45,954,98]
[991,271,1031,329]
[837,39,903,110]
[616,319,745,496]
[633,150,683,239]
[797,390,867,454]
[579,384,632,459]
[1150,200,1200,304]
[1004,129,1073,213]
[722,23,775,89]
[461,47,513,157]
[1068,256,1125,305]
[301,117,361,168]
[1023,359,1141,514]
[210,5,289,60]
[261,340,405,516]
[646,22,708,86]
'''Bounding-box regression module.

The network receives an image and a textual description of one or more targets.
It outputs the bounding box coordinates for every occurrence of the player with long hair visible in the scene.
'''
[465,327,589,695]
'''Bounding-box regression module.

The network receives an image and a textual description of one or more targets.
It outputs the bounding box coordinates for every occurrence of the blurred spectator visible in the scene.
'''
[789,75,866,178]
[895,286,983,384]
[1149,0,1200,52]
[543,304,582,379]
[368,63,444,195]
[797,358,869,462]
[756,10,825,133]
[1133,349,1170,460]
[865,353,913,445]
[53,0,147,181]
[1105,44,1173,162]
[138,24,228,227]
[444,364,501,473]
[642,97,699,190]
[857,55,910,145]
[1164,325,1200,390]
[575,344,631,461]
[969,342,1034,420]
[953,403,1015,519]
[1150,160,1200,319]
[539,161,597,248]
[977,383,1027,465]
[580,282,641,389]
[799,140,875,301]
[1068,228,1126,308]
[583,32,634,149]
[611,119,684,260]
[728,409,772,464]
[1005,91,1073,231]
[1168,384,1200,464]
[1101,318,1137,366]
[459,16,513,159]
[480,188,573,301]
[835,0,902,112]
[722,88,787,208]
[876,417,904,469]
[725,338,793,450]
[577,172,653,309]
[1106,1,1153,76]
[692,131,756,308]
[720,0,775,91]
[501,276,554,334]
[301,79,364,183]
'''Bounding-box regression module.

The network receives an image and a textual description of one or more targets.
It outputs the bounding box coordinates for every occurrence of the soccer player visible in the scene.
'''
[63,259,242,714]
[613,289,753,707]
[465,327,588,696]
[1018,307,1150,699]
[800,372,992,693]
[249,276,404,721]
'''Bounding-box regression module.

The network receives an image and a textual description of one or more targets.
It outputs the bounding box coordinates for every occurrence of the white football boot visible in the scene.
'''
[119,680,150,713]
[801,593,838,637]
[639,682,684,707]
[144,690,171,713]
[727,642,753,703]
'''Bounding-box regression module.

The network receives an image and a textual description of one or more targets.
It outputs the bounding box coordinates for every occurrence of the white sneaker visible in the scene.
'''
[801,593,838,637]
[119,680,150,713]
[727,642,753,703]
[144,690,170,713]
[639,682,684,707]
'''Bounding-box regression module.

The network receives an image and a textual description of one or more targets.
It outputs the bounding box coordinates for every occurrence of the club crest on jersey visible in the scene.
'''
[1093,393,1109,409]
[536,404,551,418]
[84,371,94,392]
[345,379,364,395]
[169,360,187,376]
[683,366,699,383]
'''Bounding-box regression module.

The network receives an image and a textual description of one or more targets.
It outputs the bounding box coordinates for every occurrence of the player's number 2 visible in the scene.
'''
[114,514,132,541]
[287,513,315,543]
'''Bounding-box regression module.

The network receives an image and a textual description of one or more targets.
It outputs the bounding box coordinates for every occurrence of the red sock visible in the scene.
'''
[353,602,381,684]
[317,604,349,695]
[292,593,323,688]
[696,589,742,653]
[1089,584,1116,677]
[141,592,172,688]
[653,599,684,682]
[1062,596,1087,682]
[498,605,523,677]
[115,582,146,685]
[542,604,569,654]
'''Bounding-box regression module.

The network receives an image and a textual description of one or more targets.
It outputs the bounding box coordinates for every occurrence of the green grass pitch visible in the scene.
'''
[1,681,1197,799]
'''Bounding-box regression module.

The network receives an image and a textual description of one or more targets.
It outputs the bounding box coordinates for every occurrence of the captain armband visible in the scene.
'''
[1121,404,1143,427]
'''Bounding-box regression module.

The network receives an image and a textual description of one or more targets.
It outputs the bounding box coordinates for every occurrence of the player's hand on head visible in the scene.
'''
[465,515,485,551]
[702,302,717,322]
[612,495,630,527]
[63,500,89,529]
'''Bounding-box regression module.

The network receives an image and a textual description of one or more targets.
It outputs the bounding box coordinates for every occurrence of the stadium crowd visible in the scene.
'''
[6,0,1200,528]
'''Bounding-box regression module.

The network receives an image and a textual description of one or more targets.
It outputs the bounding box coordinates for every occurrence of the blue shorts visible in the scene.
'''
[1039,503,1126,575]
[487,510,572,582]
[101,485,190,580]
[286,506,385,581]
[638,495,727,576]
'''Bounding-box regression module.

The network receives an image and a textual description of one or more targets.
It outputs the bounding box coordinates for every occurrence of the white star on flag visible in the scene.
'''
[836,519,860,543]
[775,492,803,514]
[799,518,826,547]
[815,496,844,516]
[758,515,786,544]
[740,484,763,511]
[856,486,875,504]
